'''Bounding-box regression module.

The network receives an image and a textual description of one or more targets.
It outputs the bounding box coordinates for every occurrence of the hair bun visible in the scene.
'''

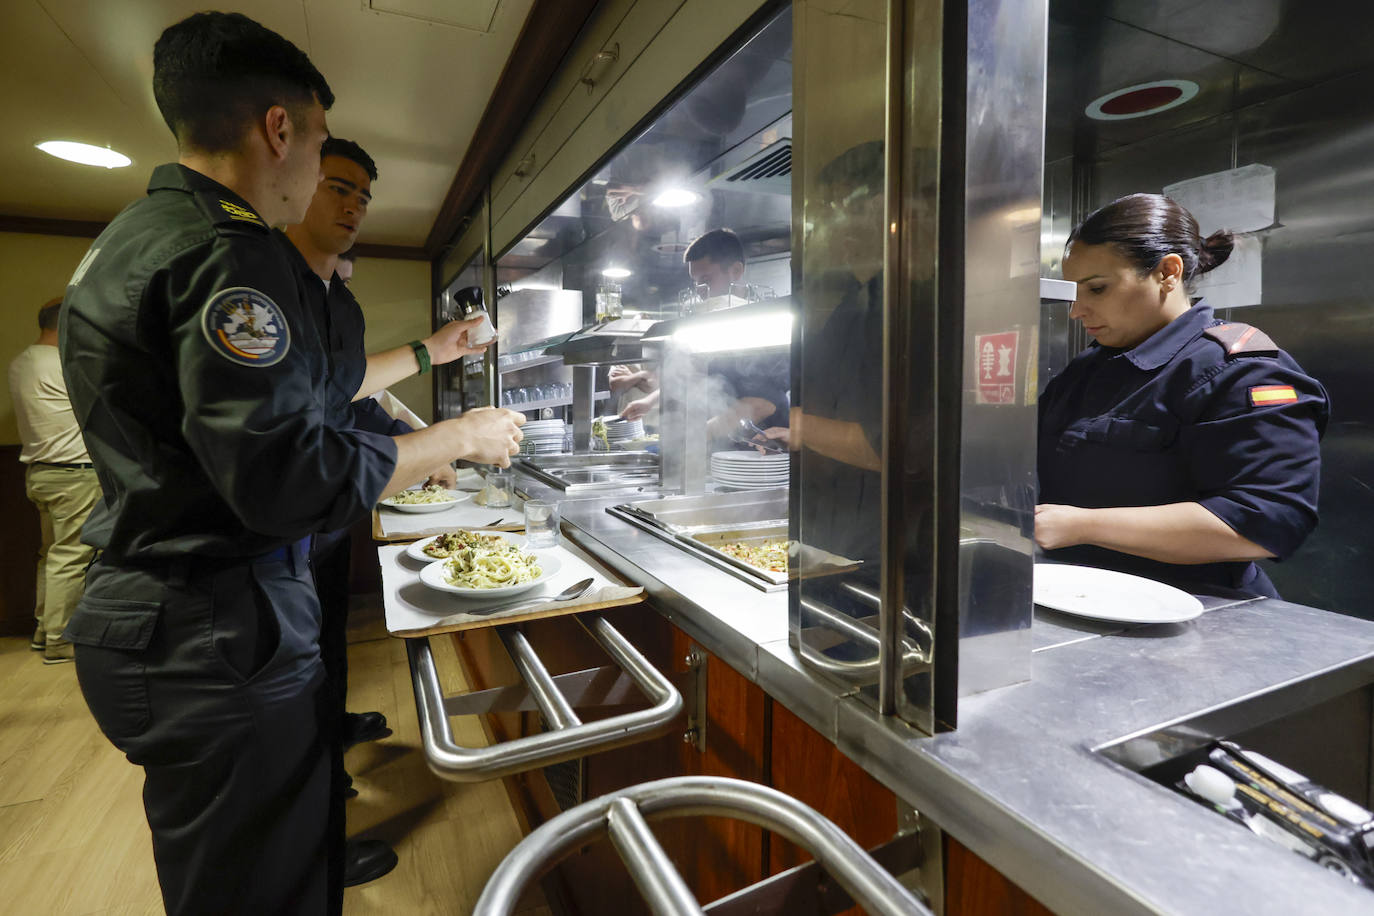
[1198,229,1235,274]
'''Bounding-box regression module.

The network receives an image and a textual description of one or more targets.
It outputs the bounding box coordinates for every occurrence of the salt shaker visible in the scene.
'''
[455,285,496,345]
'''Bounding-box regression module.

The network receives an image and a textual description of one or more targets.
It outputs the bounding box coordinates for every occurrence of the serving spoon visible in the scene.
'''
[478,577,596,616]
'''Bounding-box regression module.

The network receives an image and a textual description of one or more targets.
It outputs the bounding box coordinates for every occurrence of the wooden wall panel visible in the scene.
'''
[768,700,899,916]
[945,834,1056,916]
[0,446,40,636]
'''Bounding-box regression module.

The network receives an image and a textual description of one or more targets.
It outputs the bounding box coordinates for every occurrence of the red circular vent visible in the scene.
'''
[1086,80,1199,121]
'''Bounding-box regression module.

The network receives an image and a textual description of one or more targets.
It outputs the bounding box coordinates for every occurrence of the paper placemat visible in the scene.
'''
[381,541,645,637]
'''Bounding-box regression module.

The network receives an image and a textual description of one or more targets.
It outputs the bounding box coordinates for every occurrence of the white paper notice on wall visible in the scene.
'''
[1192,233,1262,309]
[1163,164,1276,235]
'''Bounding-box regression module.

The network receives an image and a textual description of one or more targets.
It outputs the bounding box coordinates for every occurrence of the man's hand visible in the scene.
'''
[1034,504,1090,551]
[423,316,493,366]
[607,364,642,396]
[753,427,792,453]
[620,391,658,421]
[451,407,525,467]
[425,464,457,489]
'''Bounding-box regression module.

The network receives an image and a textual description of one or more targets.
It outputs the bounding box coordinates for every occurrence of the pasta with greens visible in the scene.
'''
[443,539,543,589]
[388,484,457,505]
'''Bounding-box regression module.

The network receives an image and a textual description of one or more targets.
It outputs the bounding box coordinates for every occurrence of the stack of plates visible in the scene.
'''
[601,417,645,449]
[710,450,790,490]
[520,419,566,456]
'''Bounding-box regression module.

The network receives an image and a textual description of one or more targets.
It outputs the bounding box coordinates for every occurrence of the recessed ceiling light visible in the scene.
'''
[1085,80,1199,121]
[36,140,132,169]
[652,188,699,208]
[602,267,632,279]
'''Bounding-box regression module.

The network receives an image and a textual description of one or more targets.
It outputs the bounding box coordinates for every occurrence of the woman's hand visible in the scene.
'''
[1034,504,1090,551]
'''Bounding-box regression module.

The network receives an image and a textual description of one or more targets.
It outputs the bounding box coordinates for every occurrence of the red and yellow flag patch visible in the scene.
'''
[1249,385,1298,407]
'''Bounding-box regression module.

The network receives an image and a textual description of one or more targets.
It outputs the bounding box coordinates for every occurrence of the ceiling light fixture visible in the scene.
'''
[652,188,699,208]
[1085,80,1199,121]
[36,140,132,169]
[602,267,632,279]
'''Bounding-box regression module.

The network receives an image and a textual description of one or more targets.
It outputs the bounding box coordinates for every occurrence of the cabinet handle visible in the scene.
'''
[579,42,619,95]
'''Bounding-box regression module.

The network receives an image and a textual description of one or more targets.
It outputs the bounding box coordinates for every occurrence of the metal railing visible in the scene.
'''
[474,776,932,916]
[407,614,682,781]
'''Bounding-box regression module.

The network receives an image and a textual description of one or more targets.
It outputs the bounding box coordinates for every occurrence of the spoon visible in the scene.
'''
[478,577,596,616]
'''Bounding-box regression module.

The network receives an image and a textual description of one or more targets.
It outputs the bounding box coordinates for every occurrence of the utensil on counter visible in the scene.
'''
[476,577,595,616]
[485,517,506,527]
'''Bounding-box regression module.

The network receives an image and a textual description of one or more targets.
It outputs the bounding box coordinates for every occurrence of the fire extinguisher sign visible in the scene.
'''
[975,331,1019,405]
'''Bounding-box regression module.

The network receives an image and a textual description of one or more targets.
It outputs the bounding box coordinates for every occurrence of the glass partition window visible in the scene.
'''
[493,7,794,449]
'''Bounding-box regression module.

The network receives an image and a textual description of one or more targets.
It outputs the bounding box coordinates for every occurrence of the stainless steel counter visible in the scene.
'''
[515,475,1374,914]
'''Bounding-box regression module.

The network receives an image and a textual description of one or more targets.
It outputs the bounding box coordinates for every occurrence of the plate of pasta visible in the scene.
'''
[407,529,519,563]
[417,536,561,599]
[380,485,469,513]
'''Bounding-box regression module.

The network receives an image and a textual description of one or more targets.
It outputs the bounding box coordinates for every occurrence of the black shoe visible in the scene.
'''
[342,711,392,750]
[343,839,398,887]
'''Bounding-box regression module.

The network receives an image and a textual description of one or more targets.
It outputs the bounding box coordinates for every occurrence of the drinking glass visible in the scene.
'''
[524,500,559,548]
[485,468,512,508]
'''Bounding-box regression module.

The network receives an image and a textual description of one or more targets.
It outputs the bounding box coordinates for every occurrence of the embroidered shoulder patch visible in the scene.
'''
[1249,385,1298,407]
[201,287,290,367]
[219,199,264,225]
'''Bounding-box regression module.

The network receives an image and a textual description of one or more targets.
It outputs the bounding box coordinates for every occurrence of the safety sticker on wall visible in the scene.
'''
[975,330,1019,405]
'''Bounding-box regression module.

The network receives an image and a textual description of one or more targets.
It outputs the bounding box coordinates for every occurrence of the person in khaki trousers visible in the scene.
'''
[7,298,100,663]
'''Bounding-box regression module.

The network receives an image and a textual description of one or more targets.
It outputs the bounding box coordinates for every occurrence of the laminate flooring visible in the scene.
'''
[0,597,550,915]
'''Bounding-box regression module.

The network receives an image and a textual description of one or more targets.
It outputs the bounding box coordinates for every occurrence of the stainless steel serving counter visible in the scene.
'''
[510,474,1374,914]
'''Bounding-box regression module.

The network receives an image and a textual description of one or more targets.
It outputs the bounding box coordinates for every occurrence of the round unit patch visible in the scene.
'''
[201,287,291,367]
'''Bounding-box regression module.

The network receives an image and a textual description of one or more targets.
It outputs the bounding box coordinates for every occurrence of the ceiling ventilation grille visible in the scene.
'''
[707,139,791,196]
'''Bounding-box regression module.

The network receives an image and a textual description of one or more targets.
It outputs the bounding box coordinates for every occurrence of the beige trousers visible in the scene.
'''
[25,464,101,644]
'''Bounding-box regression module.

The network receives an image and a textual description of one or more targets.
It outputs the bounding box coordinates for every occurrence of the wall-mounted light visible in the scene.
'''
[652,188,699,208]
[602,267,632,279]
[36,140,131,169]
[1085,80,1199,121]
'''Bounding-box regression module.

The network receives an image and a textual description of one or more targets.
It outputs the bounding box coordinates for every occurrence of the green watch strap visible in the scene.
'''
[409,339,431,374]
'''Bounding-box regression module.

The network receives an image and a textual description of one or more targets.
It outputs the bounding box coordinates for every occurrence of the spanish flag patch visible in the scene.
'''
[1249,385,1298,407]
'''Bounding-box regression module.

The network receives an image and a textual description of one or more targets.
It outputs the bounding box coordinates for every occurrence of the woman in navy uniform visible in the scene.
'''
[58,13,523,916]
[1036,193,1329,598]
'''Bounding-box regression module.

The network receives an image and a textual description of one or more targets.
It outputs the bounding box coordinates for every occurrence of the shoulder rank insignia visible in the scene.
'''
[201,287,290,367]
[1203,322,1278,357]
[219,199,265,226]
[1249,385,1298,407]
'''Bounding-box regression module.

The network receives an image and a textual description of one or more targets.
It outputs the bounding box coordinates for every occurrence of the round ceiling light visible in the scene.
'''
[36,140,132,169]
[652,188,699,208]
[602,267,632,279]
[1085,80,1199,121]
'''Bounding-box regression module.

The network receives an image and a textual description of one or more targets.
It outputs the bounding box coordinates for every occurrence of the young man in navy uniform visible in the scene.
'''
[59,12,523,915]
[280,137,446,868]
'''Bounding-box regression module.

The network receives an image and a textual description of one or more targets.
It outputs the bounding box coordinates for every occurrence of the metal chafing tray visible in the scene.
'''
[607,491,860,591]
[616,488,788,531]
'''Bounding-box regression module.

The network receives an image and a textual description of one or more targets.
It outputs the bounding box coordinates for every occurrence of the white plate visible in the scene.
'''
[405,530,525,563]
[419,552,563,599]
[379,490,471,513]
[1033,564,1203,624]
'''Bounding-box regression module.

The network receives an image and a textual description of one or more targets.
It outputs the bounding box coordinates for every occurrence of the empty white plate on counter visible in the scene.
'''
[1033,563,1203,624]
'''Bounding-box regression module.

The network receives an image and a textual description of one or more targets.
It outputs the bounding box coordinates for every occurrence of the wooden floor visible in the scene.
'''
[0,598,549,915]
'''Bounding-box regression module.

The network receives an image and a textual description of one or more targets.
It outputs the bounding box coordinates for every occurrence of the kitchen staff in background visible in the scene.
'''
[283,136,462,886]
[1036,193,1329,597]
[619,229,789,438]
[59,12,523,916]
[7,297,101,664]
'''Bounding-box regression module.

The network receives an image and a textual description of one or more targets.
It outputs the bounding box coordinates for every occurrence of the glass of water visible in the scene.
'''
[523,500,559,548]
[485,468,512,508]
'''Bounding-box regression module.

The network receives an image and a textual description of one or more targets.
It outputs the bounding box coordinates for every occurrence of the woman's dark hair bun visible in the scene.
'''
[1197,229,1235,274]
[1067,192,1230,284]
